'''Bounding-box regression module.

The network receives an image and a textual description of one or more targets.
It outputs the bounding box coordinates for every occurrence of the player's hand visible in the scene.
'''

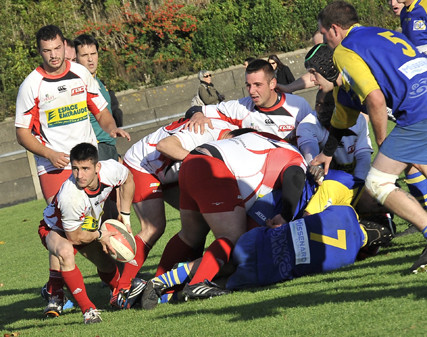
[110,127,131,141]
[184,112,213,134]
[99,229,117,256]
[266,214,287,229]
[310,152,333,184]
[118,211,132,233]
[47,151,70,169]
[309,164,325,184]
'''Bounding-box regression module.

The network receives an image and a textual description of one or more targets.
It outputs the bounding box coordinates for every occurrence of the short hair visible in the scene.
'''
[245,59,275,80]
[198,69,211,81]
[244,57,256,64]
[70,143,98,164]
[304,43,339,82]
[64,38,74,48]
[317,1,359,30]
[74,34,99,52]
[36,25,64,49]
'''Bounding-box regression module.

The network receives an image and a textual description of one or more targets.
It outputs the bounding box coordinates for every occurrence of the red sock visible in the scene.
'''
[155,233,203,276]
[97,265,120,290]
[189,237,234,285]
[62,266,95,313]
[48,269,65,298]
[116,235,151,289]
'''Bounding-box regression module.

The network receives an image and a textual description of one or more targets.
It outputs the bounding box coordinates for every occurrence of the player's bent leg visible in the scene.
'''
[179,209,211,248]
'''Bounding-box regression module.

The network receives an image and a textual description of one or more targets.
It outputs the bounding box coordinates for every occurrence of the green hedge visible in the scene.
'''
[0,0,398,121]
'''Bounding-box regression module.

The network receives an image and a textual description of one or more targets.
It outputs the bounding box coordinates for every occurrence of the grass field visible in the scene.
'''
[1,122,427,336]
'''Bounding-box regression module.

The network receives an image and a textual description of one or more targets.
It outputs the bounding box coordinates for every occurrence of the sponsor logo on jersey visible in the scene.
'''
[413,20,426,31]
[41,93,55,104]
[254,211,266,222]
[399,57,427,79]
[57,85,67,93]
[212,201,224,206]
[278,125,294,132]
[71,86,85,96]
[46,101,89,127]
[149,183,160,188]
[265,118,274,125]
[347,144,355,154]
[289,218,310,265]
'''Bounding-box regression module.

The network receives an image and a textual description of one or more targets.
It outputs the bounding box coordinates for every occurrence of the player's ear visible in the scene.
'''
[269,76,277,90]
[95,162,101,173]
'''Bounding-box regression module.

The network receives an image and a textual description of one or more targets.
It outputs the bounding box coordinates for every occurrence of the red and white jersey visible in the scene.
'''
[297,113,373,173]
[43,160,128,233]
[203,132,306,210]
[203,93,314,143]
[123,118,238,184]
[15,61,107,175]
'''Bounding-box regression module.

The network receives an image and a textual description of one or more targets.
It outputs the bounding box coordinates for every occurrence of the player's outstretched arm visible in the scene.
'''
[95,108,131,141]
[156,135,189,161]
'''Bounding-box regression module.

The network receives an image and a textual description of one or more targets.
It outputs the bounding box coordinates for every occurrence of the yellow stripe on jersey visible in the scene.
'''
[334,43,380,103]
[304,180,358,215]
[332,86,360,129]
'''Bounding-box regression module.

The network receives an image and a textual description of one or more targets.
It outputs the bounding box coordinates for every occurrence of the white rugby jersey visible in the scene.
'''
[203,93,314,143]
[202,132,306,210]
[43,160,128,233]
[297,113,373,173]
[15,61,107,175]
[123,118,237,184]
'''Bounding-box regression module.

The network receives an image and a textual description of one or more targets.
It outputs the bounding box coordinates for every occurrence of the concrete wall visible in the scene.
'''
[0,47,317,208]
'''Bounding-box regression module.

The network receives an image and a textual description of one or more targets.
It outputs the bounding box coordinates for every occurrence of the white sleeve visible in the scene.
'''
[296,114,322,163]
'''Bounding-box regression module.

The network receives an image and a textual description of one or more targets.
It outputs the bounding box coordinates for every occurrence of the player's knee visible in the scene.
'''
[365,167,399,204]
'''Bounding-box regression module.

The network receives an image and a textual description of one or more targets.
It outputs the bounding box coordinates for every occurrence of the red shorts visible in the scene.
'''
[39,169,72,201]
[38,220,51,249]
[179,154,244,213]
[38,221,78,254]
[124,162,163,203]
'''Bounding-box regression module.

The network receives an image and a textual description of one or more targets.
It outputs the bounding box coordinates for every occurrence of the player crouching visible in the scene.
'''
[38,143,140,324]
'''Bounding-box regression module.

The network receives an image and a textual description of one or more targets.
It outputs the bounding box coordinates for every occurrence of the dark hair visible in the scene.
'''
[36,25,64,49]
[267,54,286,70]
[304,43,338,82]
[70,143,98,164]
[246,59,275,80]
[74,34,99,52]
[318,1,359,30]
[244,57,256,64]
[64,38,74,48]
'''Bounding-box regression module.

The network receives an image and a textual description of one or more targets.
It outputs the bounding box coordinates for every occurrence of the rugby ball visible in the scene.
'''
[100,219,136,263]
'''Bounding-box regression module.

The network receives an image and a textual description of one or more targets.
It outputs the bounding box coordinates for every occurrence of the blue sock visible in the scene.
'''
[155,262,192,288]
[405,171,427,209]
[422,226,427,239]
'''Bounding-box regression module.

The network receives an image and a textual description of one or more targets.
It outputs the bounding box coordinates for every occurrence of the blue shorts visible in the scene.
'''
[381,119,427,164]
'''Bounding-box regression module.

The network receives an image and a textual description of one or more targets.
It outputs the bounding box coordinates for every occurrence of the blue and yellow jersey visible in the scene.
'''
[401,0,427,50]
[332,24,427,129]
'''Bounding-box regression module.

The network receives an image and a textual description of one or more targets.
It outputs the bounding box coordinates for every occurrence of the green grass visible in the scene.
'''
[1,199,427,336]
[2,121,427,336]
